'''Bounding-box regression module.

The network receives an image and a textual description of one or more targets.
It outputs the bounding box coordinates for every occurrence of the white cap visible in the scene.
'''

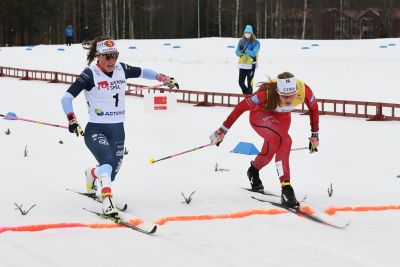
[96,40,118,54]
[276,77,298,96]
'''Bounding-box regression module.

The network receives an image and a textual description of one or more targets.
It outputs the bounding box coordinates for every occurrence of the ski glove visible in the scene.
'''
[209,125,229,146]
[156,73,179,89]
[67,112,84,137]
[309,132,319,153]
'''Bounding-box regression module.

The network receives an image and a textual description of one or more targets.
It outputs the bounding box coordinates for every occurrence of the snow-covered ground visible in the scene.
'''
[0,38,400,267]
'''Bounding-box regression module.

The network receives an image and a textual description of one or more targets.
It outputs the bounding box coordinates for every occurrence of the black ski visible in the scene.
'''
[67,188,128,212]
[243,187,307,202]
[242,187,279,197]
[83,208,157,234]
[251,196,350,229]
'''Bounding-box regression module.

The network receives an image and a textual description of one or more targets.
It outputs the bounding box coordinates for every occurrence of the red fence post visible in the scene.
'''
[20,70,31,80]
[49,72,60,83]
[320,99,325,115]
[367,103,386,121]
[0,66,4,77]
[195,92,214,106]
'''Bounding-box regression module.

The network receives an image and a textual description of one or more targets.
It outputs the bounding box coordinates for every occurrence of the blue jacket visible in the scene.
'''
[236,38,260,58]
[236,38,260,68]
[65,26,74,37]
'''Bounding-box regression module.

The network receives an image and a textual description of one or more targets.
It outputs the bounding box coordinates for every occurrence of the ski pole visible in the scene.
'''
[0,113,68,129]
[150,143,212,164]
[128,83,165,92]
[291,146,308,151]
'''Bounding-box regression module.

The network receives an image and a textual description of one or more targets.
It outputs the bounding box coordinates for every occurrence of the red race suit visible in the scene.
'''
[222,79,319,182]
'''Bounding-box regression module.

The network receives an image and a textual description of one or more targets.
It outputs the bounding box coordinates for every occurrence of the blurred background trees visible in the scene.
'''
[0,0,399,46]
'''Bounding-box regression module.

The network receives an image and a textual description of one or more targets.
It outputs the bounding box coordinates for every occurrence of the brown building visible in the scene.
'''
[392,8,400,37]
[282,8,400,39]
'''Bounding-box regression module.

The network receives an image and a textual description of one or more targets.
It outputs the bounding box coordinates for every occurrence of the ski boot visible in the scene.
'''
[281,182,300,209]
[102,197,118,216]
[99,174,118,216]
[247,161,264,192]
[85,167,98,194]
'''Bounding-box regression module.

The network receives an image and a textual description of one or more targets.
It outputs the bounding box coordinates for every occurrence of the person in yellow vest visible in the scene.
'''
[236,25,260,94]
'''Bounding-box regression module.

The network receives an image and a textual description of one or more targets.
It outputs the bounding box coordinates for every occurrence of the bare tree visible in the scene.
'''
[109,0,114,37]
[77,0,81,41]
[381,0,394,38]
[218,0,222,37]
[301,0,308,39]
[127,0,134,38]
[271,0,276,37]
[312,0,322,39]
[234,0,240,37]
[274,0,282,38]
[101,0,105,35]
[83,0,88,28]
[339,0,349,39]
[256,0,261,36]
[72,0,77,42]
[264,0,268,38]
[4,0,400,45]
[115,0,119,39]
[121,0,125,38]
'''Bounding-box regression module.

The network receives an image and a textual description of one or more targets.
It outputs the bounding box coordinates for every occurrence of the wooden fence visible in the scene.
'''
[1,66,399,121]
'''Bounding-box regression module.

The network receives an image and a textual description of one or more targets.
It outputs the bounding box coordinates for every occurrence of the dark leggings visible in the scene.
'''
[84,122,125,181]
[66,36,72,46]
[238,64,256,94]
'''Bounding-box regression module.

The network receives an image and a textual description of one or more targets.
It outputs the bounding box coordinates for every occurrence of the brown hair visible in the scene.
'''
[259,72,295,111]
[241,33,256,44]
[277,72,295,80]
[86,36,113,65]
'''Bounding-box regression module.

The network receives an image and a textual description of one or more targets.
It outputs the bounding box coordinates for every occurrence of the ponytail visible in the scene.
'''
[258,81,280,111]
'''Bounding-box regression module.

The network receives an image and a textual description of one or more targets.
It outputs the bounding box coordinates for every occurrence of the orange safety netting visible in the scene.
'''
[325,205,400,215]
[1,205,399,234]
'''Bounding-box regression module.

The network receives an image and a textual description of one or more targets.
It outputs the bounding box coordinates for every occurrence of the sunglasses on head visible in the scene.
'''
[101,52,119,60]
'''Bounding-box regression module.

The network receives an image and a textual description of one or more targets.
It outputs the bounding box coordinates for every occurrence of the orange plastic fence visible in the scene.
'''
[1,205,400,234]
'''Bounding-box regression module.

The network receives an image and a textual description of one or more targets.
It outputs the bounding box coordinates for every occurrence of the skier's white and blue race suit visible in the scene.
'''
[61,62,159,181]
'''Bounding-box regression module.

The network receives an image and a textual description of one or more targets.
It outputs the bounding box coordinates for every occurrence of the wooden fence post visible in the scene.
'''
[367,103,386,121]
[49,72,60,83]
[20,70,31,80]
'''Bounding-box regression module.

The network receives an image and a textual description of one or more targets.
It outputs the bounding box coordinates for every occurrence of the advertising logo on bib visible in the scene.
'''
[97,81,109,90]
[95,108,125,117]
[95,108,104,116]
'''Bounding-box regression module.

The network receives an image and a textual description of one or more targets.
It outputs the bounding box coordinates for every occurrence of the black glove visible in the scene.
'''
[67,112,84,137]
[240,44,246,53]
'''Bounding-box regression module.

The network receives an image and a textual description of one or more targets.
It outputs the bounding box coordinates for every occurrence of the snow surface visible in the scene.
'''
[0,38,400,267]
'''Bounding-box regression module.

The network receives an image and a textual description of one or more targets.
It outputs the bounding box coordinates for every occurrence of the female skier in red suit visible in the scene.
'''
[210,72,319,208]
